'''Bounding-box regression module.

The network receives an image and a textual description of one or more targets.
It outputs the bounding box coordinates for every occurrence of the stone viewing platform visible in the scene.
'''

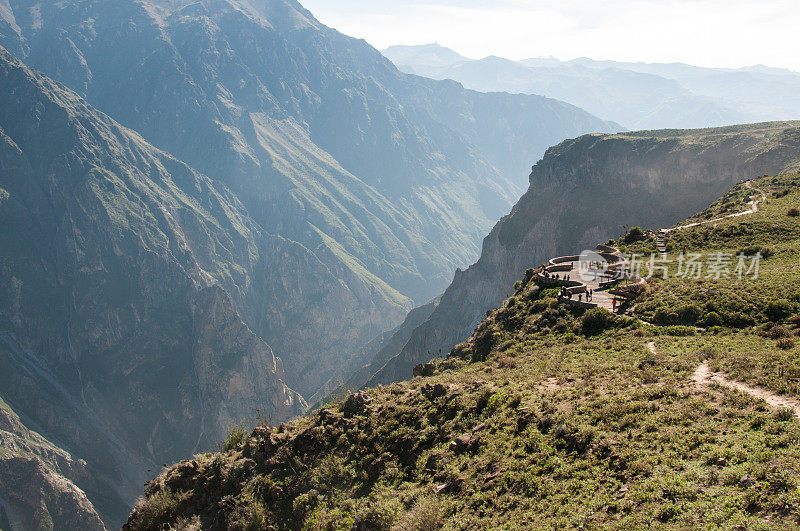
[536,245,646,312]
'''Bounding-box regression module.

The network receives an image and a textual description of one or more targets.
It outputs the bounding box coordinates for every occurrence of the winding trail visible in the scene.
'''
[691,362,800,419]
[658,181,766,248]
[647,342,800,419]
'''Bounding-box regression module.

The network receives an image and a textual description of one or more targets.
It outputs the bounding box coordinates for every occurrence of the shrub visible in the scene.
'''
[621,226,644,244]
[496,354,517,369]
[788,208,800,217]
[659,326,696,337]
[769,326,792,339]
[581,308,615,334]
[229,498,268,530]
[653,307,672,324]
[766,300,794,321]
[677,304,701,323]
[725,312,756,328]
[740,245,772,258]
[777,338,795,350]
[222,422,249,452]
[130,489,189,530]
[776,408,795,421]
[401,497,442,530]
[700,312,724,327]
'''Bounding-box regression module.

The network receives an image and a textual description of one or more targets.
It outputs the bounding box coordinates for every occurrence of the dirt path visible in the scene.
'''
[692,362,800,419]
[663,180,766,234]
[647,342,800,419]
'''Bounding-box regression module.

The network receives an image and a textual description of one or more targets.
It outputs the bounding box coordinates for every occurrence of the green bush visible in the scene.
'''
[788,208,799,217]
[766,300,794,321]
[581,308,615,334]
[677,304,702,323]
[659,326,696,337]
[130,489,189,529]
[724,312,756,328]
[229,496,268,530]
[740,245,770,257]
[223,422,249,452]
[622,226,644,244]
[401,497,442,530]
[777,338,795,350]
[653,307,672,324]
[700,312,724,327]
[769,326,792,339]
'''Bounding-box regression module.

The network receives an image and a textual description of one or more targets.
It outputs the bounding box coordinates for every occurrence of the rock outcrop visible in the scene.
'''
[0,48,304,526]
[0,397,106,530]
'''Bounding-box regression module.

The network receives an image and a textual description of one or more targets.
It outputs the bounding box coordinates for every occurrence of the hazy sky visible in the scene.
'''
[301,0,800,71]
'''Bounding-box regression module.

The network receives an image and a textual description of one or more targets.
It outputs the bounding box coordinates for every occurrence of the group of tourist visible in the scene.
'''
[541,271,571,282]
[559,286,594,302]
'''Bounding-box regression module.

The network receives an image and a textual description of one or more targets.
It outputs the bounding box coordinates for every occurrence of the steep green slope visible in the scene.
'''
[368,122,800,388]
[0,0,618,397]
[125,174,800,529]
[0,48,305,527]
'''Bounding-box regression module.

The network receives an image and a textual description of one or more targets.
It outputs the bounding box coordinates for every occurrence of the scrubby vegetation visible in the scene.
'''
[628,174,800,329]
[126,175,800,530]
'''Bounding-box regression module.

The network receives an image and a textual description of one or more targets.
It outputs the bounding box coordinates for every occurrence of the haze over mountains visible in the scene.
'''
[383,43,800,130]
[0,0,619,526]
[2,0,799,528]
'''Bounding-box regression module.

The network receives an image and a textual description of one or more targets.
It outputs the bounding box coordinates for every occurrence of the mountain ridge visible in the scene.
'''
[0,0,619,398]
[0,45,306,526]
[383,44,800,130]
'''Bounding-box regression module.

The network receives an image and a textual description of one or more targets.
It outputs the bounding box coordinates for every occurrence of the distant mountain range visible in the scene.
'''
[383,44,800,130]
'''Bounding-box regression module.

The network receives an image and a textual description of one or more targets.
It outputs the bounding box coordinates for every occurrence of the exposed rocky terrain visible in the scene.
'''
[0,0,618,400]
[0,48,304,526]
[0,398,105,530]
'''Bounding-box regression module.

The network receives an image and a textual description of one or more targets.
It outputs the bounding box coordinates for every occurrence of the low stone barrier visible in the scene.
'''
[550,255,580,265]
[559,297,596,309]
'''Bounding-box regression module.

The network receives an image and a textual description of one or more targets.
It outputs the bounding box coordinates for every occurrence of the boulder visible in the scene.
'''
[413,363,436,378]
[342,392,372,416]
[450,433,478,453]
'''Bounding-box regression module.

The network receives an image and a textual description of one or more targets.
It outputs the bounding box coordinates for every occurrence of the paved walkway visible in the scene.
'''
[550,262,617,311]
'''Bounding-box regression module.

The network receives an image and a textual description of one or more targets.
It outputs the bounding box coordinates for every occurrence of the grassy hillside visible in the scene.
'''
[126,174,800,529]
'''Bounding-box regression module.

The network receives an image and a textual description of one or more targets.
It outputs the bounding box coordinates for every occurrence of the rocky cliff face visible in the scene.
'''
[0,0,618,397]
[368,122,800,385]
[0,48,304,527]
[0,398,106,530]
